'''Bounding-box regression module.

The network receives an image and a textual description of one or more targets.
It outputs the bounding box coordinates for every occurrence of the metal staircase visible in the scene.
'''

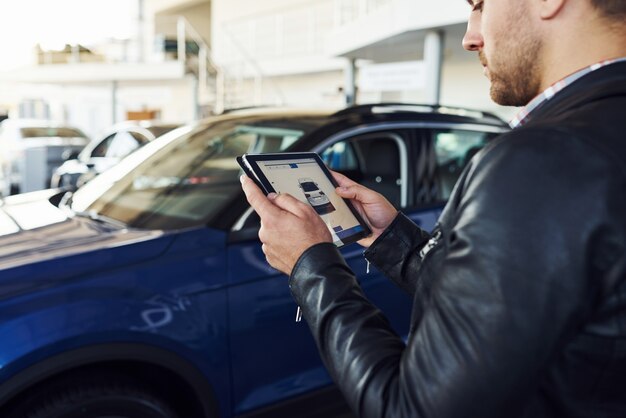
[162,16,284,116]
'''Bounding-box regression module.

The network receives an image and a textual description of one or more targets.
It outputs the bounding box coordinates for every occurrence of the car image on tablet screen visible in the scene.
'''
[298,177,336,215]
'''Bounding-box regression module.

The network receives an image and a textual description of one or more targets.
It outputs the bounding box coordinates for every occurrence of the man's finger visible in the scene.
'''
[330,170,359,188]
[335,182,379,205]
[270,192,312,218]
[240,175,282,218]
[331,170,380,203]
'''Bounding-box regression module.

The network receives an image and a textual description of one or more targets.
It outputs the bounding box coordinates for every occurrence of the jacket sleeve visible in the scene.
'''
[363,212,432,295]
[288,129,623,418]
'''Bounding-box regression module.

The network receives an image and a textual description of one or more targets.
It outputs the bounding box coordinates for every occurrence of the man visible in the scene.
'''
[241,0,626,416]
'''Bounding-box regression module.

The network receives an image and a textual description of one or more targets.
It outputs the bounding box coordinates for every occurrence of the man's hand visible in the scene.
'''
[331,170,397,248]
[240,175,332,275]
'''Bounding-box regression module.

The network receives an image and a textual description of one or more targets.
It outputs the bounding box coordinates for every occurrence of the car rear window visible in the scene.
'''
[146,125,179,138]
[20,127,87,139]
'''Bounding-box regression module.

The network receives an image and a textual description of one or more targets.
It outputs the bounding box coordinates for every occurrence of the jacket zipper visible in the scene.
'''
[419,229,442,260]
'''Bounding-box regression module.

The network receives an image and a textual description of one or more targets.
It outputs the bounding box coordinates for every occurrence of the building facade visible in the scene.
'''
[0,0,516,140]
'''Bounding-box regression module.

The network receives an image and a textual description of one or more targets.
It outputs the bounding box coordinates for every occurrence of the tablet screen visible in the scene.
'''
[252,155,369,247]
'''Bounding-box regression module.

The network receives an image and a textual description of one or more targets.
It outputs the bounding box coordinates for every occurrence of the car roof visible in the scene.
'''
[96,121,182,140]
[211,103,507,127]
[200,108,334,123]
[109,120,181,130]
[332,103,506,125]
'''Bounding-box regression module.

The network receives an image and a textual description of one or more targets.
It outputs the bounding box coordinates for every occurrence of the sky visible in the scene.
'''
[0,0,135,71]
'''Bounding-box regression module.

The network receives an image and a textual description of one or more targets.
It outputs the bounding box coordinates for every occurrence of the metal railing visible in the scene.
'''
[151,15,224,114]
[217,26,286,110]
[215,0,339,109]
[333,0,394,26]
[34,15,229,116]
[156,15,283,113]
[172,16,224,114]
[219,0,334,63]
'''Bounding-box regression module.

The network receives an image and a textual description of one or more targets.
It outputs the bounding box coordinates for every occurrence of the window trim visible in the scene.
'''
[312,122,506,153]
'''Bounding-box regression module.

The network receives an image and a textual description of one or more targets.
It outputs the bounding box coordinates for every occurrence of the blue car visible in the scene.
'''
[0,104,508,418]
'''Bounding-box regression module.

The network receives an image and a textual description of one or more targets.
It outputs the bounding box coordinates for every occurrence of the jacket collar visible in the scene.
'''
[515,61,626,128]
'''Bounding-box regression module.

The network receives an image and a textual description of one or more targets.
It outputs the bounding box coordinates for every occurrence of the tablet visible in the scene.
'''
[238,152,371,247]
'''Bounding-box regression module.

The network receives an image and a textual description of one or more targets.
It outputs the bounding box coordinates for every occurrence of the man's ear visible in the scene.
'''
[539,0,567,19]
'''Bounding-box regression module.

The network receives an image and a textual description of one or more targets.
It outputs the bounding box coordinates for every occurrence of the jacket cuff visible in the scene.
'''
[364,212,430,279]
[289,242,344,287]
[288,242,354,305]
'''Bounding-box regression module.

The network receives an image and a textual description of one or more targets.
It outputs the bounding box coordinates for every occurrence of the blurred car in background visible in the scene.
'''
[0,119,89,196]
[50,120,180,189]
[0,104,508,418]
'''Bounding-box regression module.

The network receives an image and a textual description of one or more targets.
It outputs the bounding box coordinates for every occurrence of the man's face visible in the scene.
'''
[463,0,543,106]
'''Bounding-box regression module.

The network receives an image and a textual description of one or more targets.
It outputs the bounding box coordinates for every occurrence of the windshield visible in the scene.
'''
[70,115,326,230]
[300,182,318,192]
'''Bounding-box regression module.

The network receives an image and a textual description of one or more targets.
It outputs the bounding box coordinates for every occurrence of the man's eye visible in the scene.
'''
[472,1,484,11]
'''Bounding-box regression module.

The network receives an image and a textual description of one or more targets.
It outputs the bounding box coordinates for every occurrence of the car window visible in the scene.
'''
[106,131,143,158]
[129,131,151,145]
[71,118,325,230]
[91,134,116,158]
[146,125,178,138]
[20,127,86,138]
[321,141,359,171]
[299,180,319,192]
[432,129,493,200]
[321,133,407,208]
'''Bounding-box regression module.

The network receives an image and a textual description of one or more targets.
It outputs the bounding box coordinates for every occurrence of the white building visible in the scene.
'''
[0,0,215,138]
[0,0,516,139]
[212,0,517,120]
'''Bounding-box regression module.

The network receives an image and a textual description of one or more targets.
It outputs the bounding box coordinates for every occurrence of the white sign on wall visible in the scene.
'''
[358,60,426,92]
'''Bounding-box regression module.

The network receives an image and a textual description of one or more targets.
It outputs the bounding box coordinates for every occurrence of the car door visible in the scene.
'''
[225,123,500,416]
[226,131,334,416]
[226,126,417,415]
[315,125,499,331]
[317,130,414,334]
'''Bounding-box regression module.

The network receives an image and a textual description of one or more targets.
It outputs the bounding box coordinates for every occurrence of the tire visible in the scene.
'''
[17,374,180,418]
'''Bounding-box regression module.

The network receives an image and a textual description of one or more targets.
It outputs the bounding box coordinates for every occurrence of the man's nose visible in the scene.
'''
[462,15,484,51]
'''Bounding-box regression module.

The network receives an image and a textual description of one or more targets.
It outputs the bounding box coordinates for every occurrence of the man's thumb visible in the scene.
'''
[336,185,358,199]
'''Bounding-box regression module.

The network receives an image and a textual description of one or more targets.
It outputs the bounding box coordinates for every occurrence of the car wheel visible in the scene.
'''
[16,374,180,418]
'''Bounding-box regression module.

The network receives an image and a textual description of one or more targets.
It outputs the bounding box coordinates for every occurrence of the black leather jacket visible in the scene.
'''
[289,62,626,418]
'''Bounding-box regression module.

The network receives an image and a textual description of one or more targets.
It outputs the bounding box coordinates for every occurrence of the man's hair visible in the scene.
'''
[590,0,626,20]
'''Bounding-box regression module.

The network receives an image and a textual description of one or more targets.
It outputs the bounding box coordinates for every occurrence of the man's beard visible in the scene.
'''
[483,33,544,106]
